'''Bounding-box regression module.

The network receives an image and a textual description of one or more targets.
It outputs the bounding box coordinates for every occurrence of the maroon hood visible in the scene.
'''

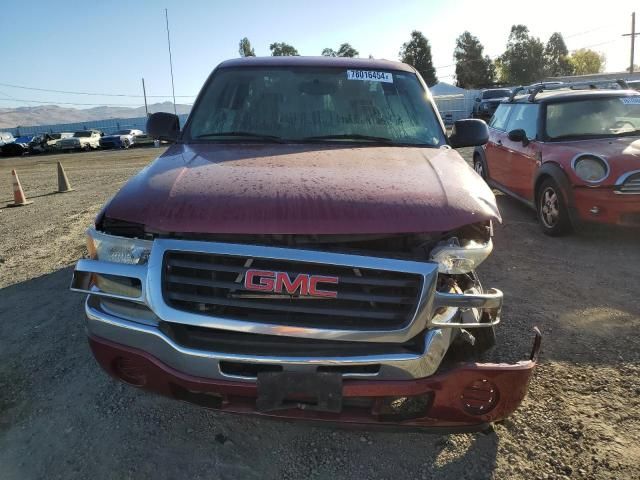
[103,143,500,235]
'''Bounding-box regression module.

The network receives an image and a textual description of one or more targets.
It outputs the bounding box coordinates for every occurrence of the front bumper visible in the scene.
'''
[73,237,537,428]
[89,329,539,430]
[573,187,640,227]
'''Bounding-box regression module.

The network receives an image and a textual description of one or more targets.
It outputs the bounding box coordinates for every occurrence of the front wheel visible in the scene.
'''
[536,179,573,236]
[473,155,487,181]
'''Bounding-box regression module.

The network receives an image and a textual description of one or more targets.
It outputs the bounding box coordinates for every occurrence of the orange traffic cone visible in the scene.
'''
[9,169,33,207]
[56,162,73,193]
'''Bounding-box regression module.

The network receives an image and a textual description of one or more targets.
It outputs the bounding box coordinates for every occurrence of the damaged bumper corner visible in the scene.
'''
[88,328,541,431]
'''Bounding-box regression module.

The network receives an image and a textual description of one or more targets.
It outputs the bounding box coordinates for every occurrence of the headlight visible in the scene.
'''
[87,228,152,265]
[572,155,609,183]
[430,238,493,274]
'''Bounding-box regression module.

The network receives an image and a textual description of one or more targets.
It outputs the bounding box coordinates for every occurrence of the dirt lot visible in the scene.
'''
[1,147,639,480]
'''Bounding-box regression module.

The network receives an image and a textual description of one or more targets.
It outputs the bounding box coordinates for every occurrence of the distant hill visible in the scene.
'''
[0,102,192,129]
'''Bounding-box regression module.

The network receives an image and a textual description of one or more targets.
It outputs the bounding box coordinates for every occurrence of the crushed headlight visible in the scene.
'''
[573,155,608,183]
[87,227,152,265]
[430,238,493,274]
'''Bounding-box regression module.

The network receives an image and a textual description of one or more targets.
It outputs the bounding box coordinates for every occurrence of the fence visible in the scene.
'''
[432,90,479,125]
[7,114,191,137]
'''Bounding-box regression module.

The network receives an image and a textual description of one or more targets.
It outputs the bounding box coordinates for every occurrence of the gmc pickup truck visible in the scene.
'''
[71,57,539,431]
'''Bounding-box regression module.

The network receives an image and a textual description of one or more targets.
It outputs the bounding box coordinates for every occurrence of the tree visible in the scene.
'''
[322,44,359,57]
[238,37,255,57]
[496,25,545,85]
[626,64,638,73]
[337,43,359,57]
[453,31,495,88]
[544,32,573,77]
[568,49,605,75]
[269,42,299,56]
[399,31,437,86]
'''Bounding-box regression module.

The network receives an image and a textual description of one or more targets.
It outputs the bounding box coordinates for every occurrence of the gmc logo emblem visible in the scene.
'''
[244,269,339,298]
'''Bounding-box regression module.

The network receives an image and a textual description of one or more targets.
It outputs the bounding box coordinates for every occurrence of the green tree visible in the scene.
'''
[399,31,437,86]
[238,37,255,57]
[496,25,545,84]
[337,43,359,57]
[322,48,337,57]
[568,49,605,74]
[269,42,299,56]
[544,32,573,77]
[453,31,495,88]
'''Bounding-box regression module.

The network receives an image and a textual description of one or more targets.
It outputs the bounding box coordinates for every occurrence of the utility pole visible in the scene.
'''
[141,77,149,117]
[622,12,637,73]
[164,8,177,115]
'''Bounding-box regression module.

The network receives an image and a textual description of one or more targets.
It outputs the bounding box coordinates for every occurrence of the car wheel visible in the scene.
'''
[83,144,92,152]
[473,155,487,181]
[536,178,572,236]
[123,139,130,149]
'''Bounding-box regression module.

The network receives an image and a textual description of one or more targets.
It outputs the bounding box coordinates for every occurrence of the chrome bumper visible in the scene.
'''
[85,296,458,381]
[73,238,503,382]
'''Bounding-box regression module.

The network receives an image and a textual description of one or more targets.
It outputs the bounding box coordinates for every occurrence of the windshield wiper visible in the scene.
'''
[614,129,640,137]
[301,134,394,143]
[194,131,287,143]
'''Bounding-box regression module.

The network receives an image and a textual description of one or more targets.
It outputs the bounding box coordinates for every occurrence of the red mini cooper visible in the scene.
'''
[473,88,640,235]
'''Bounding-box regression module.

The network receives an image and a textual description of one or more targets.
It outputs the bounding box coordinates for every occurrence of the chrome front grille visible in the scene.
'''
[162,250,422,330]
[617,172,640,194]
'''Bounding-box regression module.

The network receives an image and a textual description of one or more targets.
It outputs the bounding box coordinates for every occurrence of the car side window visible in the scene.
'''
[506,104,539,140]
[489,105,511,131]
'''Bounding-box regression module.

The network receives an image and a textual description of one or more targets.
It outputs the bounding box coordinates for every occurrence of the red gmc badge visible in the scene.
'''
[244,269,339,298]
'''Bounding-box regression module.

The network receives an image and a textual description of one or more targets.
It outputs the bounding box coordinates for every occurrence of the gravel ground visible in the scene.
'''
[0,147,639,479]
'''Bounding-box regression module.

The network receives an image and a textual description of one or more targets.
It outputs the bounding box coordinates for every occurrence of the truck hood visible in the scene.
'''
[102,143,500,235]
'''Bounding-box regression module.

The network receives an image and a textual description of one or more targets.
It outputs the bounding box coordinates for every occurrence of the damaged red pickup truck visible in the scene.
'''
[71,57,539,431]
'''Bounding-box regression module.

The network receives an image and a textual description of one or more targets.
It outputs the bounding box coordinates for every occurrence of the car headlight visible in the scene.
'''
[430,238,493,274]
[572,155,609,183]
[86,228,152,265]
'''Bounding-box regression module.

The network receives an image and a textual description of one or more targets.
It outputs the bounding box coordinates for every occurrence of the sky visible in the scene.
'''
[0,0,637,109]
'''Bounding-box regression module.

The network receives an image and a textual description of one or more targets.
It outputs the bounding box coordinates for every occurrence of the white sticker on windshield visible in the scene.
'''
[347,70,393,83]
[620,97,640,104]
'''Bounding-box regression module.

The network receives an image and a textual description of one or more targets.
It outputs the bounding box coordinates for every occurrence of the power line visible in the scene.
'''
[0,97,190,107]
[0,81,195,98]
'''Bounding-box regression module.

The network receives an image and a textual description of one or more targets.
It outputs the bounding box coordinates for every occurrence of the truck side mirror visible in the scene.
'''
[147,112,180,142]
[449,119,489,148]
[508,128,529,146]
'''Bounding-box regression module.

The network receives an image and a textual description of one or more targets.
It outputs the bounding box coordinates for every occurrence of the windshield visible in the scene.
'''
[545,96,640,140]
[73,131,92,137]
[482,89,511,100]
[113,130,132,135]
[186,67,446,146]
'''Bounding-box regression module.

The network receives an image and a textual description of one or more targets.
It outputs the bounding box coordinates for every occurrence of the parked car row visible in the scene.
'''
[0,128,153,157]
[471,79,640,121]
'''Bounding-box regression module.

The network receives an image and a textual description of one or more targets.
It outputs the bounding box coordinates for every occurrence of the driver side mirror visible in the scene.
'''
[507,128,529,146]
[449,119,489,148]
[147,112,180,142]
[475,97,481,102]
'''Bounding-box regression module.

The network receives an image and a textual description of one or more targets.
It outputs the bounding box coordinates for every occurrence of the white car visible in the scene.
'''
[58,130,103,152]
[29,132,73,153]
[99,129,144,149]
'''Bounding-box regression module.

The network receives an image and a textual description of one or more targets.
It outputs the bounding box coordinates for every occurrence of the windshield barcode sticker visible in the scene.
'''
[347,70,393,83]
[620,97,640,104]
